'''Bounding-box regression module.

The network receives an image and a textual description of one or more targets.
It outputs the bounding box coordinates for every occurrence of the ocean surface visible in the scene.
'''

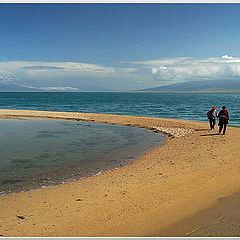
[0,118,164,195]
[0,92,239,126]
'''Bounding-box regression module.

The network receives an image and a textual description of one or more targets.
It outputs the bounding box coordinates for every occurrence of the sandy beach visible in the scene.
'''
[0,109,240,237]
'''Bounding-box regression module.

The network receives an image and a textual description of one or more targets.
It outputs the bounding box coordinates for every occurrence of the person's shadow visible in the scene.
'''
[200,133,220,136]
[195,129,211,132]
[194,129,220,136]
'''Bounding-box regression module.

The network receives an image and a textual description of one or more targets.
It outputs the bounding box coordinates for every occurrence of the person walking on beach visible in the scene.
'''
[207,106,217,130]
[218,106,229,135]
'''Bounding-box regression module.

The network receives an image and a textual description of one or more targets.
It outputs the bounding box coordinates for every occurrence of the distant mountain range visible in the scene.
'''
[0,83,113,92]
[0,84,45,92]
[140,79,240,92]
[1,80,240,92]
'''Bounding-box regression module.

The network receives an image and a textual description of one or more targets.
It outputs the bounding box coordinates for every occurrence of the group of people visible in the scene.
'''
[207,106,230,135]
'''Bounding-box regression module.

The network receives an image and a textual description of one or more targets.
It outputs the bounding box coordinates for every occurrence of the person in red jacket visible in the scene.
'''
[218,106,229,135]
[207,106,217,130]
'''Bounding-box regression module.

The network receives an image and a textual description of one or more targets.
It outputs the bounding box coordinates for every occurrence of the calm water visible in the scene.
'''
[0,118,164,195]
[0,92,239,126]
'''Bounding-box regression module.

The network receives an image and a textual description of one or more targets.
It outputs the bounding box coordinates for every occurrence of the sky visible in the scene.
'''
[1,3,240,91]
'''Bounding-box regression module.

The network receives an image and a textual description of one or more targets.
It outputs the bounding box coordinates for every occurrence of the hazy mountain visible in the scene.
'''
[0,83,114,92]
[77,85,114,92]
[140,79,240,92]
[0,84,45,92]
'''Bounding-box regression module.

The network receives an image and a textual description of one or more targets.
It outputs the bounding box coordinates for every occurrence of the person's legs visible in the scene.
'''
[209,119,214,130]
[212,118,216,129]
[219,120,223,134]
[223,122,227,135]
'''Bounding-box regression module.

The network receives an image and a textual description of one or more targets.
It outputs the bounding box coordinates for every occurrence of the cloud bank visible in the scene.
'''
[131,55,240,84]
[0,56,240,91]
[0,61,143,91]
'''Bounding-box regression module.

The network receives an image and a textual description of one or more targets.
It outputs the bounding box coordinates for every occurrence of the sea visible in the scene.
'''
[0,92,239,195]
[0,92,239,126]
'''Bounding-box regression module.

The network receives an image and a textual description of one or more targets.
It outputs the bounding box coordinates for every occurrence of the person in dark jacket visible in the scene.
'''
[207,106,217,130]
[218,106,229,135]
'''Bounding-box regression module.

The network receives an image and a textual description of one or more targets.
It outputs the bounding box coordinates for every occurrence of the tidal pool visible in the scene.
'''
[0,118,164,195]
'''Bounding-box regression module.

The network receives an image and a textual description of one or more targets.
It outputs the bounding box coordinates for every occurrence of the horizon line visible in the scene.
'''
[2,0,240,3]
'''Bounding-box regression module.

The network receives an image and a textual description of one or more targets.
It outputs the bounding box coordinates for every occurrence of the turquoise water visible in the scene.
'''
[0,118,164,195]
[0,92,239,126]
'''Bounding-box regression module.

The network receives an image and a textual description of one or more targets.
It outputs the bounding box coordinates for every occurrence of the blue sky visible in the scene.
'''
[0,4,240,91]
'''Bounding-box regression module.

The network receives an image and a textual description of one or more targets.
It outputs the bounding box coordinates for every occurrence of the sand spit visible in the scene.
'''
[0,109,240,237]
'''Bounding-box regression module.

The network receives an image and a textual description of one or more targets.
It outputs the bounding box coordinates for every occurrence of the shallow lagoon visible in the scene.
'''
[0,118,164,195]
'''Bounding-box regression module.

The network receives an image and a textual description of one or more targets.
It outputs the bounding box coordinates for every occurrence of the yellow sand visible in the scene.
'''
[0,109,239,237]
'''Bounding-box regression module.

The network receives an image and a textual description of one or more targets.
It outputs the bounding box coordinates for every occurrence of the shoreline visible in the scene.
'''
[0,109,240,237]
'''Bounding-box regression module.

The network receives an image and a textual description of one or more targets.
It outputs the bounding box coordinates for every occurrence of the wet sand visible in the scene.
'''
[0,109,240,237]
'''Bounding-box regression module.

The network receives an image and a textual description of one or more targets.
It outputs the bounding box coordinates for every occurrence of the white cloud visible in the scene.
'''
[221,55,233,59]
[38,87,81,91]
[0,74,15,82]
[130,55,240,84]
[125,57,191,68]
[0,61,115,74]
